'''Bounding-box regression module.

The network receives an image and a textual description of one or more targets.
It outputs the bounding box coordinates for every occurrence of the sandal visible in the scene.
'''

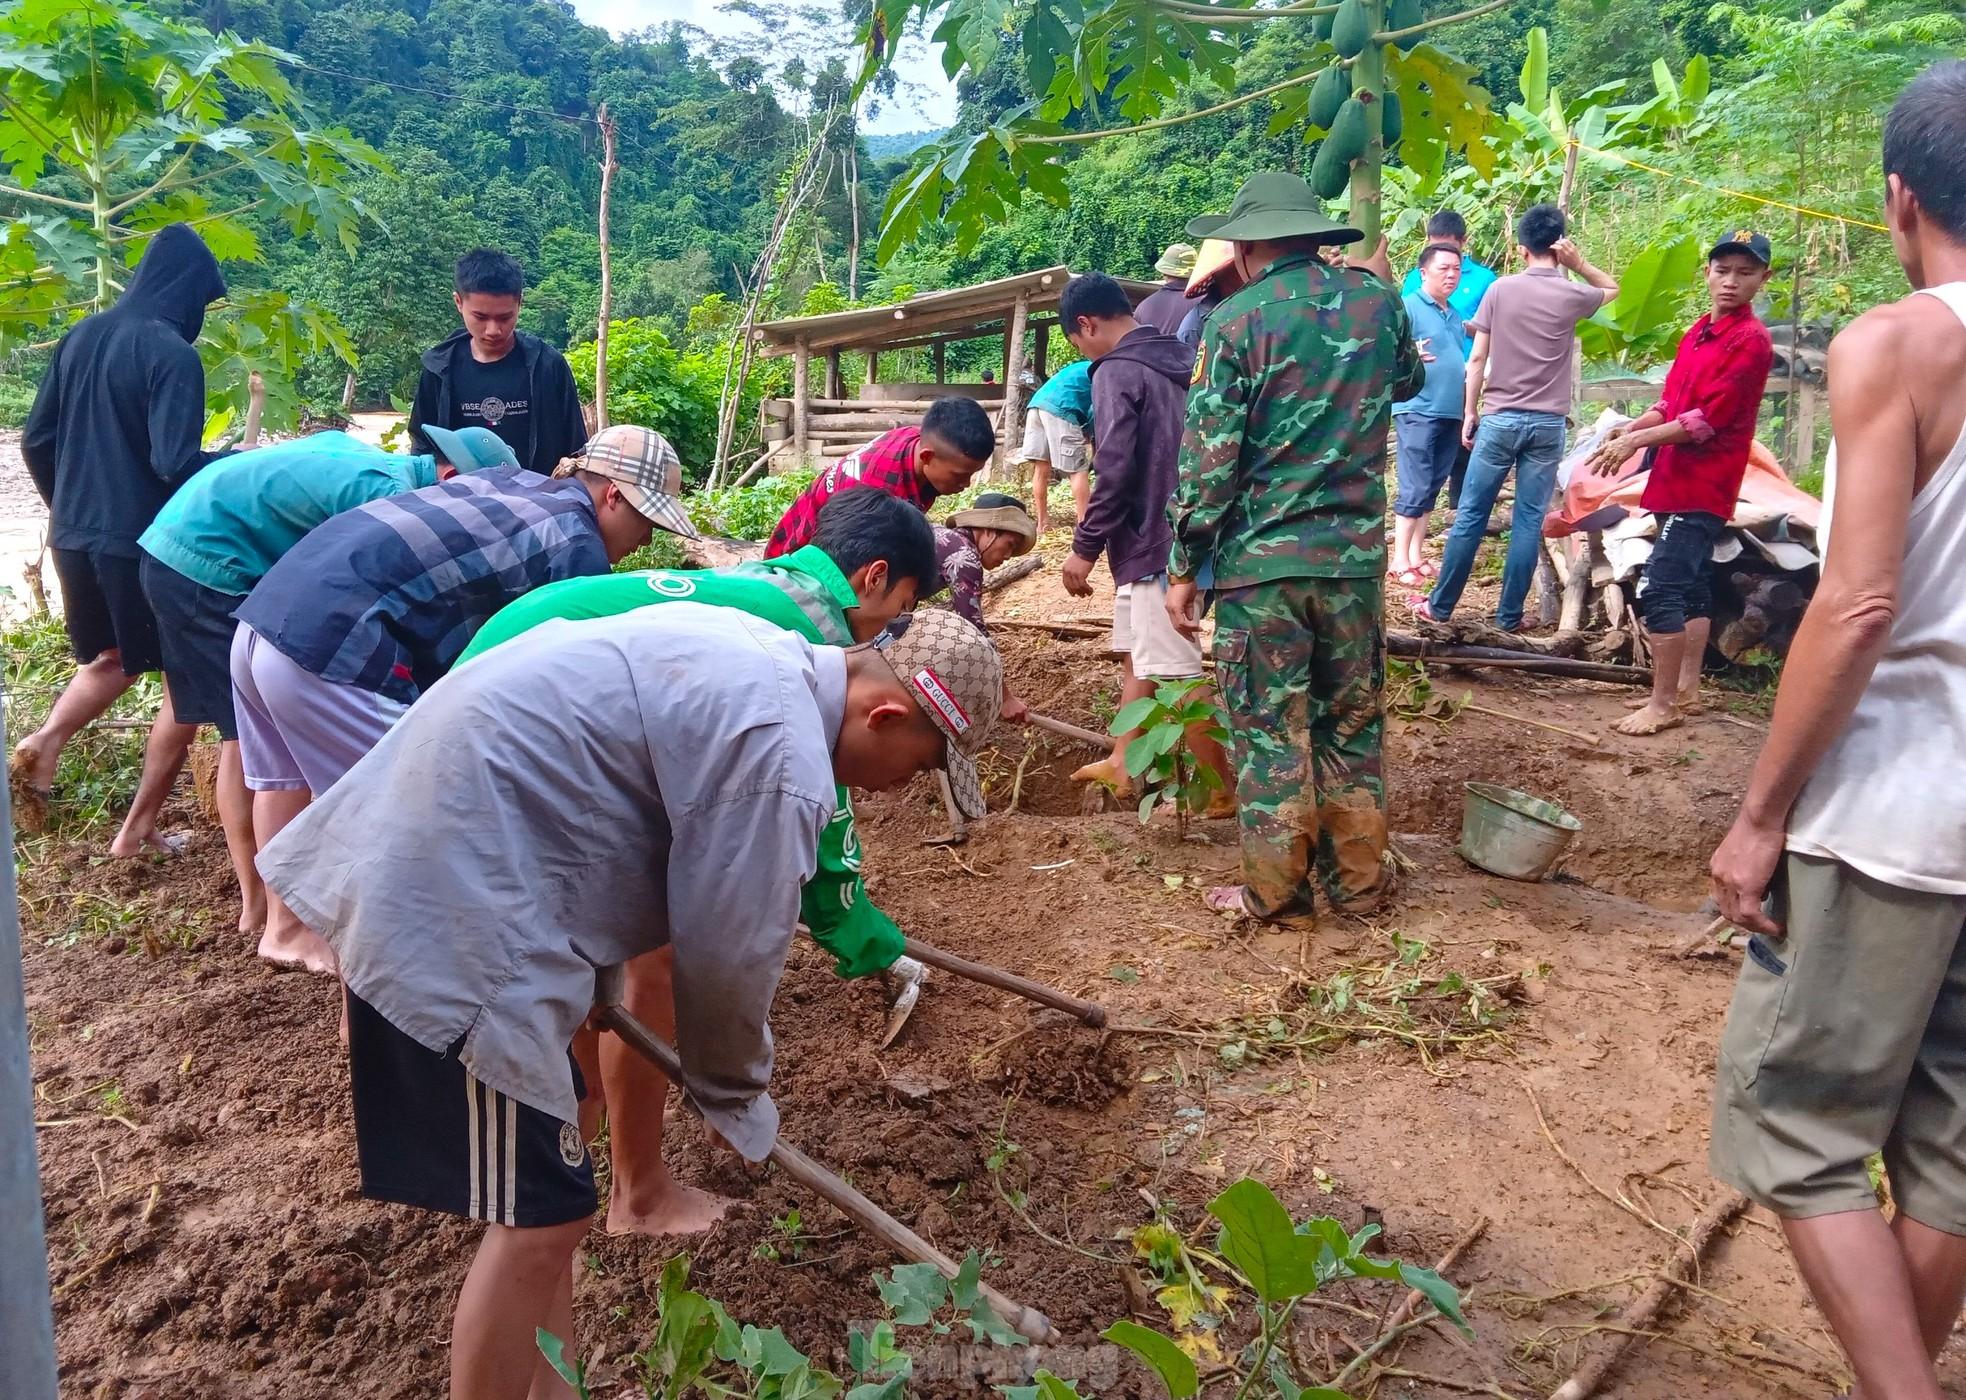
[1388,567,1427,589]
[1415,560,1439,580]
[1407,596,1443,622]
[1203,885,1318,931]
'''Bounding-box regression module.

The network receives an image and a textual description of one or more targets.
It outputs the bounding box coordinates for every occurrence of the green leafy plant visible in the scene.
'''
[753,1209,809,1263]
[567,319,726,482]
[1108,678,1229,832]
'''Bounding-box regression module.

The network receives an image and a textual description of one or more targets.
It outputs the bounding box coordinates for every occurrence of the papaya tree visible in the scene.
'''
[856,0,1515,256]
[0,0,378,425]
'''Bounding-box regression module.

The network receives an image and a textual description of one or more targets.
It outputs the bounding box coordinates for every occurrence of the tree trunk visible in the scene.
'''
[792,341,811,466]
[1345,0,1389,250]
[997,292,1032,482]
[593,104,619,432]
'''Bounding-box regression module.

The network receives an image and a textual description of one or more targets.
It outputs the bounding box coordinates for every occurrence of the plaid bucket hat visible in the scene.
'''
[555,425,699,540]
[871,609,1003,819]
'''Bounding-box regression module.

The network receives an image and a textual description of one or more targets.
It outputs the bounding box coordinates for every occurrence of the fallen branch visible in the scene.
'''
[1547,1190,1751,1400]
[1461,701,1602,747]
[1025,712,1112,750]
[1383,1215,1489,1336]
[983,554,1043,592]
[989,618,1107,639]
[1388,634,1651,686]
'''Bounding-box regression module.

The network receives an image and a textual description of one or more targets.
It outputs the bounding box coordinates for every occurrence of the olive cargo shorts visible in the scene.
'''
[1710,852,1966,1231]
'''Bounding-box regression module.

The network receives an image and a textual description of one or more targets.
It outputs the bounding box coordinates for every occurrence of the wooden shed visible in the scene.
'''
[752,266,1160,471]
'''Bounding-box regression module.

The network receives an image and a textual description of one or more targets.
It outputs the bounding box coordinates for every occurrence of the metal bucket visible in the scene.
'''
[1456,782,1582,882]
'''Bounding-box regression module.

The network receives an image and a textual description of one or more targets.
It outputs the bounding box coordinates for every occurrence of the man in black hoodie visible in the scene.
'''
[408,248,586,477]
[15,223,227,849]
[1058,273,1231,808]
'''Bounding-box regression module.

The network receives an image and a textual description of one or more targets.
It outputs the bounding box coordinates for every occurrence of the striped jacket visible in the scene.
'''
[235,466,609,702]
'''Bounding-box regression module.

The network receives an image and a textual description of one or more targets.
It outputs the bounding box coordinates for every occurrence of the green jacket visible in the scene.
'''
[458,547,904,978]
[1171,252,1424,587]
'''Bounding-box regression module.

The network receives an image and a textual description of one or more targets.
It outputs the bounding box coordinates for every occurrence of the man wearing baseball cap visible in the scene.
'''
[254,601,1002,1400]
[231,423,696,974]
[1586,230,1774,736]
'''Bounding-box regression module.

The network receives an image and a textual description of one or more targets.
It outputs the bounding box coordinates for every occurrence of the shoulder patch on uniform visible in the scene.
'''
[1192,344,1206,385]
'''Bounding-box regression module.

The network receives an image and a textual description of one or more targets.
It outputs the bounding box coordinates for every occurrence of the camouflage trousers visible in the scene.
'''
[1211,576,1388,919]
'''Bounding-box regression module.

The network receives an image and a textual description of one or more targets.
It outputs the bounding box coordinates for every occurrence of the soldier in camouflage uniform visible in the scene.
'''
[1165,172,1425,924]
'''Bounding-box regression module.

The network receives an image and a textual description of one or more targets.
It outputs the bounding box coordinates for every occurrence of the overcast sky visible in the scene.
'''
[567,0,957,134]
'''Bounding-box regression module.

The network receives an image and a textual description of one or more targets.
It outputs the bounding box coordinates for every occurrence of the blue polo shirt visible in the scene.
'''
[1394,291,1468,420]
[1402,255,1497,328]
[1027,360,1093,429]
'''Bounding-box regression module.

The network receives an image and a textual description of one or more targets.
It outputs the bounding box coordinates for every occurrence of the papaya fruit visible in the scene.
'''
[1314,7,1335,41]
[1326,95,1369,164]
[1308,65,1349,130]
[1331,0,1370,58]
[1310,135,1352,201]
[1381,90,1403,146]
[1389,0,1423,39]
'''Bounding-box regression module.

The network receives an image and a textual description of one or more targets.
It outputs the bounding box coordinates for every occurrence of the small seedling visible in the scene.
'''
[751,1209,807,1263]
[1109,679,1229,834]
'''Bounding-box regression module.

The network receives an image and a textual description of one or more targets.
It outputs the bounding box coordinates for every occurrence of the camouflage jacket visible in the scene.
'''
[1171,251,1424,586]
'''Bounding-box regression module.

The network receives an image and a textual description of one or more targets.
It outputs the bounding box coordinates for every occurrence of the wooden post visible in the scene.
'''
[1033,323,1050,380]
[1558,137,1584,422]
[1791,382,1817,479]
[865,350,879,387]
[594,103,619,431]
[932,341,946,384]
[997,292,1031,480]
[241,371,266,448]
[340,371,357,414]
[792,340,811,466]
[825,349,842,399]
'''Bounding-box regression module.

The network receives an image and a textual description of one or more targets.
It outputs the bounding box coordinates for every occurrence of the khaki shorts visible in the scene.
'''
[1711,852,1966,1230]
[1014,408,1087,475]
[1112,575,1204,680]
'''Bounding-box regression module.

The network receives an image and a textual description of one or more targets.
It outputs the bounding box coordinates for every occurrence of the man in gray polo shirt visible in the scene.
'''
[1418,204,1618,630]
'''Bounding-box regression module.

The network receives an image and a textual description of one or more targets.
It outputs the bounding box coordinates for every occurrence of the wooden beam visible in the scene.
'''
[865,349,879,386]
[996,291,1032,482]
[804,397,1003,412]
[824,348,842,399]
[792,340,811,464]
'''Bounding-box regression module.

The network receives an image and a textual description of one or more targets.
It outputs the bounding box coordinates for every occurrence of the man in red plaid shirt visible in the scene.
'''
[1588,230,1775,736]
[765,397,996,558]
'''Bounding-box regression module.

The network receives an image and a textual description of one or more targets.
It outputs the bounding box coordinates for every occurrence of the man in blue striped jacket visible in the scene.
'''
[231,423,697,974]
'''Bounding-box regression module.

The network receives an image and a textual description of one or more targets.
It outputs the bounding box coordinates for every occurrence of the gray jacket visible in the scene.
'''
[257,604,844,1160]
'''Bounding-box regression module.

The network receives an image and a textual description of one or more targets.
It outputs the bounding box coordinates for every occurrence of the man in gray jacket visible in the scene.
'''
[257,603,1001,1400]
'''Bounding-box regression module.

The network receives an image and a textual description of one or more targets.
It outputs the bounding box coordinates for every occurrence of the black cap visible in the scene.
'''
[1708,229,1772,266]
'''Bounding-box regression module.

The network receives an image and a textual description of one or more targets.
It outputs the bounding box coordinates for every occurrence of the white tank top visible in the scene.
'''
[1787,282,1966,893]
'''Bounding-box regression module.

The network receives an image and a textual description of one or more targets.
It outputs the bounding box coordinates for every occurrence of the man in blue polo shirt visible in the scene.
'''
[1390,243,1469,586]
[1402,210,1498,509]
[1013,359,1094,533]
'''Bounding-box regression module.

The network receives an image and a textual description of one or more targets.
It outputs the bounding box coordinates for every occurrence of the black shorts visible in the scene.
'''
[51,549,163,674]
[1637,511,1726,634]
[344,993,596,1228]
[139,555,246,739]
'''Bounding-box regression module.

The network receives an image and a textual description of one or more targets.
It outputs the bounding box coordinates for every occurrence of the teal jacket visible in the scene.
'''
[139,430,439,596]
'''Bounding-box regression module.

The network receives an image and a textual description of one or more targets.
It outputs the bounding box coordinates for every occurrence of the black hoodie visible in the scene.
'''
[1072,326,1197,587]
[23,223,227,557]
[407,328,586,476]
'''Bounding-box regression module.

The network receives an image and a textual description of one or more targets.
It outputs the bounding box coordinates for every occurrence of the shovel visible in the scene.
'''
[877,937,1109,1048]
[593,965,1060,1345]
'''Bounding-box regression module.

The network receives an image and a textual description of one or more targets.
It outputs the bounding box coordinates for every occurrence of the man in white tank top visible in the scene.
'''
[1708,60,1966,1400]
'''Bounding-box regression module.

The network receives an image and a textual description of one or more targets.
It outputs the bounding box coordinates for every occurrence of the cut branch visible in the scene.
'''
[0,182,92,212]
[1156,0,1341,22]
[1374,0,1516,45]
[1026,60,1347,145]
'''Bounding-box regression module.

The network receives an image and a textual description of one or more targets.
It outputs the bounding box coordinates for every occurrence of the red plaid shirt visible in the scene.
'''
[764,427,935,557]
[1640,307,1775,520]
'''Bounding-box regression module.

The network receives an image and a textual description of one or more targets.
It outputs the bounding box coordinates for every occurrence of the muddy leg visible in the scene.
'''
[1304,578,1391,911]
[1210,581,1319,920]
[451,1215,593,1400]
[109,680,199,857]
[12,650,138,800]
[216,741,265,933]
[253,787,334,973]
[599,947,730,1237]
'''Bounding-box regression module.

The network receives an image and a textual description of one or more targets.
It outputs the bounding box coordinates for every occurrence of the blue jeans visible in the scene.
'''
[1427,410,1566,630]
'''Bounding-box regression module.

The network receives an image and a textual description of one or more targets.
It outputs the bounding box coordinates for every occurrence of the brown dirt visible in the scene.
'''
[21,536,1957,1398]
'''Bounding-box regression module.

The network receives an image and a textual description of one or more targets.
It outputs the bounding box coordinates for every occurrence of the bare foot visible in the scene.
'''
[1071,755,1132,793]
[109,829,188,859]
[606,1180,732,1238]
[1613,702,1684,736]
[257,924,338,975]
[238,902,267,937]
[9,743,53,833]
[1623,688,1701,713]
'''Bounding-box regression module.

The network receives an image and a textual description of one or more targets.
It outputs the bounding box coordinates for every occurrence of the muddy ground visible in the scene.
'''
[19,550,1939,1399]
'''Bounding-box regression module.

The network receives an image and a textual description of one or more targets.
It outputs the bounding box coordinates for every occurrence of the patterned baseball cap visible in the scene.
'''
[871,609,1003,819]
[558,425,699,540]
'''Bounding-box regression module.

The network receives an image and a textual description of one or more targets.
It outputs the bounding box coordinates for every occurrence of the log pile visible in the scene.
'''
[763,397,1007,460]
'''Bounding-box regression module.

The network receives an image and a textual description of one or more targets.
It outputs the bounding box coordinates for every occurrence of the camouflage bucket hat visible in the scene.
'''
[1187,171,1362,246]
[557,425,700,540]
[871,609,1003,819]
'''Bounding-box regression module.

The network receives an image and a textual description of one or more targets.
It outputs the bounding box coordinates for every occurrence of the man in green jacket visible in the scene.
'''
[458,485,941,1237]
[1165,172,1425,928]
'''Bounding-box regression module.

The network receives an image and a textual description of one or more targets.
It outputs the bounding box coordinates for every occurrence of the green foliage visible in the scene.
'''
[3,610,160,834]
[688,469,820,542]
[0,373,37,427]
[566,319,723,482]
[1108,678,1228,830]
[1578,233,1703,365]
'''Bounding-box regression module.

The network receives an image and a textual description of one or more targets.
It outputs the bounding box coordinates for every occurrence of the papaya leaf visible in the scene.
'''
[1388,44,1496,181]
[1578,233,1700,363]
[876,1261,950,1326]
[1398,1262,1472,1335]
[1103,1321,1200,1398]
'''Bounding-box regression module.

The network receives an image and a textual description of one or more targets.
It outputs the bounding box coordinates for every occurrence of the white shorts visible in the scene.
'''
[230,623,408,795]
[1013,409,1087,475]
[1112,575,1205,679]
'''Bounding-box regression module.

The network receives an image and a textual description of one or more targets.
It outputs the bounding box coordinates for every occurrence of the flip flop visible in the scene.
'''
[1416,560,1439,579]
[1388,567,1427,589]
[1407,596,1443,622]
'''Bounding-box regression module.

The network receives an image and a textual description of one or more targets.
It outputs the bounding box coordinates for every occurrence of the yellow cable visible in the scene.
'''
[1572,141,1889,234]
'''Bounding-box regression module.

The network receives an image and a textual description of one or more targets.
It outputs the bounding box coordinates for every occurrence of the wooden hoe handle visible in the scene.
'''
[902,937,1107,1028]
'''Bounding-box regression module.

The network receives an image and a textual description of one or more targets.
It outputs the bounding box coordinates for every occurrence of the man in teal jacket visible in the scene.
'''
[459,485,943,1237]
[134,424,516,945]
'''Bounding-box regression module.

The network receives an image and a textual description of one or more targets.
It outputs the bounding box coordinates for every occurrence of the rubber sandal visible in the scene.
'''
[1416,560,1439,580]
[1407,596,1443,622]
[1388,567,1427,589]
